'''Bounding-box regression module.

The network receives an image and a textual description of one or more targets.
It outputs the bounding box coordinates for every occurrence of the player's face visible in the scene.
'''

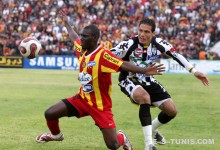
[138,24,154,46]
[102,35,107,41]
[80,28,95,50]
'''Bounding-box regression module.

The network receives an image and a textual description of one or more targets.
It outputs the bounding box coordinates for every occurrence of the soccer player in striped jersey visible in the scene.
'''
[111,18,209,150]
[36,10,165,150]
[100,33,113,50]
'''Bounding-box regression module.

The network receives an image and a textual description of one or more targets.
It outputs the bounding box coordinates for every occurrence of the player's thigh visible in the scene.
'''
[101,128,119,149]
[45,100,69,119]
[159,98,178,116]
[119,78,150,104]
[132,86,150,104]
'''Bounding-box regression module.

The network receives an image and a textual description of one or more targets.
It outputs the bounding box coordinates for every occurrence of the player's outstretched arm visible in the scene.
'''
[194,71,209,86]
[121,62,165,75]
[58,9,79,42]
[166,49,209,86]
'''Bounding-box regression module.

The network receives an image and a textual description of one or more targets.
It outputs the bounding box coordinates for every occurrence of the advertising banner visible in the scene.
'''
[22,55,220,75]
[0,56,23,68]
[23,55,79,70]
[161,59,220,75]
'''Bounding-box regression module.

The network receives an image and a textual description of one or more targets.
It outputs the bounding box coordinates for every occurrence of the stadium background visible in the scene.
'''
[0,0,219,60]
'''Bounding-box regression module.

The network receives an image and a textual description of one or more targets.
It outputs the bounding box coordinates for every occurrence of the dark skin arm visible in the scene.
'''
[59,9,79,42]
[121,61,165,75]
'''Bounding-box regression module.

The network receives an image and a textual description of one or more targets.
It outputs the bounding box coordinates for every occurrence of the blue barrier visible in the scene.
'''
[23,55,79,70]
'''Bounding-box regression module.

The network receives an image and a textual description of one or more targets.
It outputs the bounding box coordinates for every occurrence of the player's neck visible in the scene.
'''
[86,45,99,55]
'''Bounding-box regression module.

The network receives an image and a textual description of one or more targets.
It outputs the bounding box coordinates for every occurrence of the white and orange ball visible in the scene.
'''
[19,37,42,59]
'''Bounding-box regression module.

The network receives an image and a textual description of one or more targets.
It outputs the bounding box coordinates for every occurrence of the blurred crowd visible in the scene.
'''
[0,0,220,59]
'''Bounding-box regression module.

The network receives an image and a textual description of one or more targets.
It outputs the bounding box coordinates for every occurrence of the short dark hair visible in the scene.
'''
[84,24,100,39]
[101,33,107,37]
[139,18,156,32]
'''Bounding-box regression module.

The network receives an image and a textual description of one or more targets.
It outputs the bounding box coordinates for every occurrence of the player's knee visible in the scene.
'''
[105,140,119,150]
[173,108,178,117]
[143,94,151,103]
[167,108,178,117]
[136,94,150,104]
[133,91,150,104]
[160,99,178,117]
[44,107,56,119]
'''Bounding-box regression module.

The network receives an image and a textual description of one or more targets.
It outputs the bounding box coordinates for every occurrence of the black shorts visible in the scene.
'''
[118,77,171,104]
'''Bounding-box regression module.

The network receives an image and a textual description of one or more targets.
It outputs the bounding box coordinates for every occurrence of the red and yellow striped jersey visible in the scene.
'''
[74,39,124,111]
[74,39,83,58]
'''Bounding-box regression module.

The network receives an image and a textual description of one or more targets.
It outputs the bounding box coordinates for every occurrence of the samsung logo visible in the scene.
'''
[28,56,78,67]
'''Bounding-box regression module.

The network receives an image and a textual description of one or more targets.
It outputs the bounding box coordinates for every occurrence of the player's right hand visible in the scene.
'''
[146,63,165,75]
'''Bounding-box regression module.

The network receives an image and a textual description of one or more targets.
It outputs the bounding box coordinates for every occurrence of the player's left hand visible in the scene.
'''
[194,71,209,86]
[146,63,165,75]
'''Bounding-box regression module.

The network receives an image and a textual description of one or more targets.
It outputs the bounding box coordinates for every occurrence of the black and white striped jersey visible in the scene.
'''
[111,36,194,83]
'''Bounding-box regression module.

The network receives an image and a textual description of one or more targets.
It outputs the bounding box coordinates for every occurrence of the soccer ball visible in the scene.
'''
[19,37,42,59]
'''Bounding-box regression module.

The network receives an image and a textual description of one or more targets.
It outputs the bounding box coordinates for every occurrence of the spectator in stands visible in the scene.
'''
[1,37,17,56]
[99,33,113,50]
[199,50,207,60]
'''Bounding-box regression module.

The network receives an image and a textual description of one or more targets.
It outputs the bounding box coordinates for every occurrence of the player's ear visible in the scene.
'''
[152,31,156,35]
[93,35,99,43]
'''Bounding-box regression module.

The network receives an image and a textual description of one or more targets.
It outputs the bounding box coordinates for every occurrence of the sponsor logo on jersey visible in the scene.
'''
[79,72,92,84]
[82,84,94,93]
[170,48,175,53]
[170,48,178,57]
[134,48,143,57]
[82,62,86,68]
[87,61,96,67]
[104,52,119,64]
[148,55,160,60]
[74,41,82,53]
[108,123,113,126]
[151,46,157,55]
[118,42,129,50]
[113,51,121,57]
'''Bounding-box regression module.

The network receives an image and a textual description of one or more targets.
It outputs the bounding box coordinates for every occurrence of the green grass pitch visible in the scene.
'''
[0,68,219,150]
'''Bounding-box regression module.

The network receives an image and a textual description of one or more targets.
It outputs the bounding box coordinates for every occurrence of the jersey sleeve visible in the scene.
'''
[110,39,134,58]
[74,39,83,59]
[154,37,194,71]
[100,50,124,73]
